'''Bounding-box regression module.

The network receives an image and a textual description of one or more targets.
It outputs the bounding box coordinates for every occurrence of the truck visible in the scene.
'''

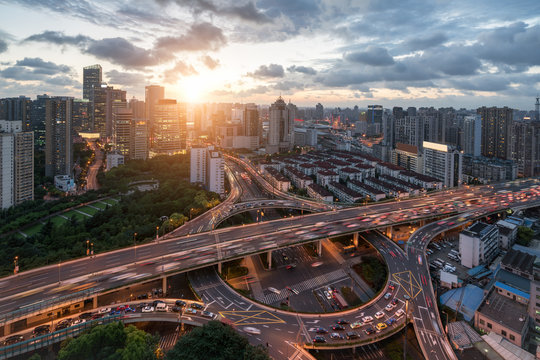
[333,292,348,309]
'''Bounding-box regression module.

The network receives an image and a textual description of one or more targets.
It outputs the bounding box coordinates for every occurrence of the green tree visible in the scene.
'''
[167,321,270,360]
[58,322,157,360]
[517,226,534,246]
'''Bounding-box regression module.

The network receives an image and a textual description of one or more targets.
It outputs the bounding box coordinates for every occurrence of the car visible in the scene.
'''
[99,307,111,314]
[385,304,395,312]
[185,308,197,315]
[403,294,411,300]
[336,319,348,325]
[72,319,85,325]
[313,335,326,343]
[124,307,135,313]
[175,300,186,307]
[346,331,359,340]
[109,310,122,316]
[142,306,154,313]
[384,292,392,300]
[268,287,281,294]
[330,332,344,340]
[315,327,328,334]
[350,322,363,329]
[311,261,323,267]
[376,322,388,331]
[362,316,373,323]
[91,313,104,320]
[395,309,405,318]
[332,324,344,331]
[324,291,332,300]
[374,311,385,319]
[391,298,398,306]
[32,325,50,337]
[152,300,165,307]
[3,335,24,345]
[79,312,93,320]
[388,284,395,291]
[202,311,215,319]
[364,327,375,335]
[243,327,261,335]
[190,303,204,310]
[385,318,397,326]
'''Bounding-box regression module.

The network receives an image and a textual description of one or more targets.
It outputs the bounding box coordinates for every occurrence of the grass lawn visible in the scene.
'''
[91,201,108,210]
[100,198,118,207]
[63,211,89,222]
[50,215,68,227]
[78,206,99,216]
[23,223,44,237]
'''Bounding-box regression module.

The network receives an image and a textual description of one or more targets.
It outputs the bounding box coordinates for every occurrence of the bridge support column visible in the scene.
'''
[419,220,425,227]
[218,262,222,274]
[267,251,272,270]
[317,240,322,257]
[386,226,393,239]
[162,277,167,296]
[92,296,98,309]
[353,233,359,247]
[3,323,11,336]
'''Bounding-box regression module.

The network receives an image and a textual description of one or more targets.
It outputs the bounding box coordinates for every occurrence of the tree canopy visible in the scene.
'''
[58,322,157,360]
[167,321,270,360]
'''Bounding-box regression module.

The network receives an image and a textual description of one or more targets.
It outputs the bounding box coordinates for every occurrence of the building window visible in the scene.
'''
[501,330,507,337]
[487,323,492,329]
[480,319,485,325]
[510,334,515,341]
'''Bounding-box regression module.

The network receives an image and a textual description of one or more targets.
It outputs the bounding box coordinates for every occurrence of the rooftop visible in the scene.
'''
[307,183,332,197]
[462,222,497,239]
[501,249,535,274]
[328,182,363,198]
[476,290,528,334]
[317,169,338,176]
[348,180,385,196]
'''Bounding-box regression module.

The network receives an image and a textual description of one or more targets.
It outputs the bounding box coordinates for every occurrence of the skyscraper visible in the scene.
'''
[128,98,147,160]
[0,96,32,131]
[14,131,34,204]
[462,115,482,157]
[190,145,224,196]
[30,94,49,148]
[367,105,383,124]
[0,132,14,209]
[72,98,90,133]
[477,106,513,160]
[90,84,108,136]
[112,108,132,157]
[423,141,462,188]
[512,120,540,177]
[152,99,185,155]
[45,97,73,178]
[315,103,324,120]
[106,88,126,138]
[267,96,296,154]
[83,64,102,100]
[145,85,165,147]
[243,103,259,137]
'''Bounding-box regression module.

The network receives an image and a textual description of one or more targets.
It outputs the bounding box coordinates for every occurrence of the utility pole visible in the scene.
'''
[403,299,408,360]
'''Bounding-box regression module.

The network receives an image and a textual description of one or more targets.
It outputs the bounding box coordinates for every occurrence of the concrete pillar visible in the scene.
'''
[353,233,359,247]
[267,251,272,270]
[162,277,167,295]
[92,296,98,309]
[317,240,322,256]
[218,262,222,274]
[3,323,11,336]
[419,220,425,227]
[386,226,393,239]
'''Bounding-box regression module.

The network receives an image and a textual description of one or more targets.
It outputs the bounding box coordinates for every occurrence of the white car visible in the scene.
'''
[99,308,111,314]
[243,327,261,335]
[375,311,385,319]
[268,287,281,294]
[385,304,395,312]
[395,309,405,318]
[142,306,154,313]
[324,291,332,300]
[362,316,373,323]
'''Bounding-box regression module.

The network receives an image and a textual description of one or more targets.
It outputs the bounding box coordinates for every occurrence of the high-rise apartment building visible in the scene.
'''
[190,145,224,196]
[90,84,107,136]
[128,99,147,160]
[45,97,73,178]
[30,94,49,148]
[512,120,540,177]
[459,222,499,268]
[367,105,383,124]
[0,120,33,209]
[112,108,132,157]
[395,116,424,149]
[145,85,165,147]
[315,103,324,120]
[462,115,482,157]
[0,97,32,131]
[243,103,259,137]
[72,98,90,133]
[422,141,462,188]
[83,64,102,101]
[106,88,126,138]
[152,99,186,155]
[267,96,296,154]
[478,106,513,160]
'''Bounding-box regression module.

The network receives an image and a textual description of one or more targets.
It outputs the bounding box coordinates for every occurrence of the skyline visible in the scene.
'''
[0,0,539,109]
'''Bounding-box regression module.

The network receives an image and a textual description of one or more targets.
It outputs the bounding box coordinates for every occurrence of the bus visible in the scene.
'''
[333,292,348,309]
[343,245,356,254]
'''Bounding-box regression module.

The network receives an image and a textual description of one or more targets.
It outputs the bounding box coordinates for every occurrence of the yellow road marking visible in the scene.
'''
[219,310,285,325]
[392,270,423,299]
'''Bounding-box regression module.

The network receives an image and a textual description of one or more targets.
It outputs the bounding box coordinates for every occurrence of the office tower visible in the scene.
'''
[14,131,34,204]
[367,105,383,124]
[30,94,49,148]
[45,97,73,178]
[152,99,185,155]
[0,97,32,131]
[407,107,417,117]
[128,98,147,160]
[91,84,107,136]
[128,98,145,120]
[145,85,165,147]
[512,121,540,177]
[190,146,207,184]
[83,64,102,100]
[462,115,482,157]
[207,149,224,196]
[0,120,33,209]
[106,88,126,138]
[477,106,513,160]
[315,103,324,120]
[112,108,132,157]
[243,103,259,137]
[267,96,296,154]
[536,95,539,122]
[72,99,90,133]
[423,141,462,188]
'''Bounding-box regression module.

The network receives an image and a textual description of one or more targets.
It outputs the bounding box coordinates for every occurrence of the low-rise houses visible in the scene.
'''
[317,169,339,187]
[328,182,362,203]
[283,166,313,189]
[264,167,290,192]
[347,180,386,201]
[307,183,333,203]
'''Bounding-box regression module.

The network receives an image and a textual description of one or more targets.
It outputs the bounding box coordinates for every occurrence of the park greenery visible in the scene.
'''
[166,321,270,360]
[0,154,221,275]
[353,255,388,291]
[517,226,535,246]
[57,322,158,360]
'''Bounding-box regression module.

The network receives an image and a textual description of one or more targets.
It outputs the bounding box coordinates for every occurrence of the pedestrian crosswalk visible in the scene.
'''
[257,269,348,304]
[158,332,178,352]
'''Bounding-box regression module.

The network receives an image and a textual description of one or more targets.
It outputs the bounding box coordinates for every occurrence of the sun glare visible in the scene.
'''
[180,76,207,103]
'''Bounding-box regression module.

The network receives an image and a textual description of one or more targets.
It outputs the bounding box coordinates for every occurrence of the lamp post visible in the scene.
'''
[403,300,409,360]
[86,240,90,256]
[13,256,19,275]
[58,262,61,283]
[134,232,137,262]
[156,226,159,242]
[90,242,94,256]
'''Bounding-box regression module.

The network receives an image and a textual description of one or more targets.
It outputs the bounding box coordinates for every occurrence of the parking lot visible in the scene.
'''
[426,231,469,281]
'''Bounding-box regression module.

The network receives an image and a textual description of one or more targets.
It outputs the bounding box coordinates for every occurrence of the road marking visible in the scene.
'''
[246,304,252,311]
[219,310,285,325]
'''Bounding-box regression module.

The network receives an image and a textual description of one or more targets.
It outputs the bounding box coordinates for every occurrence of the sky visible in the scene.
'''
[0,0,539,109]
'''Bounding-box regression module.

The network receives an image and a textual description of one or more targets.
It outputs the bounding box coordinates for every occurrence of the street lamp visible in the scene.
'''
[91,242,94,256]
[156,226,159,242]
[86,240,90,256]
[13,256,19,275]
[134,232,137,262]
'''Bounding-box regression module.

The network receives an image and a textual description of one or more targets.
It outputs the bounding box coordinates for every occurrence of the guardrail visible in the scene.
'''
[0,314,122,360]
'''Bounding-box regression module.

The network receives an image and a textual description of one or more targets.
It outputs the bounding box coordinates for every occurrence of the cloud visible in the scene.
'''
[247,64,284,78]
[106,70,148,87]
[406,32,448,50]
[200,55,219,69]
[163,61,198,83]
[156,0,271,23]
[287,65,316,75]
[273,81,304,91]
[0,39,7,53]
[155,22,226,52]
[24,31,91,46]
[15,57,71,75]
[344,46,395,66]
